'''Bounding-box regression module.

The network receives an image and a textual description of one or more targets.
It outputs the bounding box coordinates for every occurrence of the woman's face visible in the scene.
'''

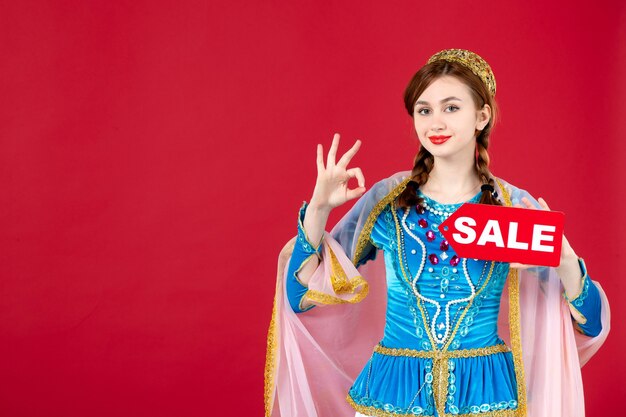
[413,75,490,162]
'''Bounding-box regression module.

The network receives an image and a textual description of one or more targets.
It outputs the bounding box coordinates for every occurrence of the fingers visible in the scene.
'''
[510,261,540,269]
[336,139,362,168]
[344,167,366,201]
[346,186,367,201]
[519,197,536,210]
[537,197,551,211]
[346,167,365,188]
[520,196,551,211]
[326,133,340,168]
[316,143,325,172]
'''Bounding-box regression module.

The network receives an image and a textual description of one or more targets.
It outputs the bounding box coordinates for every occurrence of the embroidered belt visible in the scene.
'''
[374,342,510,358]
[373,343,511,416]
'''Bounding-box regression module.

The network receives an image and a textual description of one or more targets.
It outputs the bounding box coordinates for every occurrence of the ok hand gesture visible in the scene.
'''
[309,133,366,211]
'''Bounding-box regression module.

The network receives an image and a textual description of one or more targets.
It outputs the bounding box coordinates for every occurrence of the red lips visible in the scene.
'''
[428,135,451,145]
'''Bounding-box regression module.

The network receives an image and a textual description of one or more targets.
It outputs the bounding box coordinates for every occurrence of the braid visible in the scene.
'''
[476,134,502,206]
[397,147,434,208]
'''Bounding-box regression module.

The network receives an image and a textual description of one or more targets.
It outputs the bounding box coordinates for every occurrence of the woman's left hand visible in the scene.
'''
[510,197,587,322]
[509,197,576,269]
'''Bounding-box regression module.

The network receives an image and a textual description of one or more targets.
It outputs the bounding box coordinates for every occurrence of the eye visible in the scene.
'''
[445,105,459,112]
[415,107,430,115]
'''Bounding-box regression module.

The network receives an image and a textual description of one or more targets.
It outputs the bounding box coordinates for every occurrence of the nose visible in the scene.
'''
[430,114,446,132]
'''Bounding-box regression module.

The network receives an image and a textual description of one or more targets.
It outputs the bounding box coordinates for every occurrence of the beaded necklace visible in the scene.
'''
[421,199,454,219]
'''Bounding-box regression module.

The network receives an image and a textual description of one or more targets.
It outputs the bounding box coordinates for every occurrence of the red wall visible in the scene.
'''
[1,1,624,416]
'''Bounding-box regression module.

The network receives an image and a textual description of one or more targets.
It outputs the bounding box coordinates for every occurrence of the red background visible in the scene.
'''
[1,1,624,416]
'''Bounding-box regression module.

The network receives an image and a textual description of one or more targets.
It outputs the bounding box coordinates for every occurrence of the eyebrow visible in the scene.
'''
[414,96,463,106]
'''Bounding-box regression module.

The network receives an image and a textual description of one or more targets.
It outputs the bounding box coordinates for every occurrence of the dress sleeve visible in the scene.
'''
[563,258,603,337]
[285,201,322,314]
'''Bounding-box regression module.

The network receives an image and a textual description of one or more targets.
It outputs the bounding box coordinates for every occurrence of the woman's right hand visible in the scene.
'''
[309,133,366,211]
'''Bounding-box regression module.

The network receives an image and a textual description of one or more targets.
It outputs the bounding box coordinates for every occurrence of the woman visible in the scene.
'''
[264,49,610,417]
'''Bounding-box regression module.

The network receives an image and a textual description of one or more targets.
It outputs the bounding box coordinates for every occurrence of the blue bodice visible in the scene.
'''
[369,191,510,352]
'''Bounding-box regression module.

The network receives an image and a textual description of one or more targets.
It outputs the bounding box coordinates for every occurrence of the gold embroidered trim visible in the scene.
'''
[330,244,356,294]
[435,352,450,416]
[352,177,412,266]
[304,275,370,305]
[346,391,519,417]
[496,178,527,417]
[374,343,510,358]
[455,410,518,417]
[568,303,588,325]
[263,289,279,417]
[495,179,511,207]
[302,243,371,305]
[565,279,585,302]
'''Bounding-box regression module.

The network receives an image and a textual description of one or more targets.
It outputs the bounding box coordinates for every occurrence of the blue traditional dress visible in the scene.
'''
[285,188,602,417]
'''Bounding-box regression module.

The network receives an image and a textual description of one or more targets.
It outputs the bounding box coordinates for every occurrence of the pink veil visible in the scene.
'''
[264,171,610,417]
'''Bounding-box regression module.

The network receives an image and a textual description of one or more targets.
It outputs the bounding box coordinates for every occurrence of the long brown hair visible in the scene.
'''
[397,59,501,208]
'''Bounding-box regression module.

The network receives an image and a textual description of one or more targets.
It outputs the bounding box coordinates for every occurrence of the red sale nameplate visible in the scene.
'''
[438,204,565,267]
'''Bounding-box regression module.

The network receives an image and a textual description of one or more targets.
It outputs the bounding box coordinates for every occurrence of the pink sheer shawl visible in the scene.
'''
[264,171,610,417]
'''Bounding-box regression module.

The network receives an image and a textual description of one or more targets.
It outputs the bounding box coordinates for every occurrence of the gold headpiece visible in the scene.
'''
[427,48,496,97]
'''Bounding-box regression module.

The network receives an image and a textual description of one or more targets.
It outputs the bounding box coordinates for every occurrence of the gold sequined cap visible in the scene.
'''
[427,49,496,97]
